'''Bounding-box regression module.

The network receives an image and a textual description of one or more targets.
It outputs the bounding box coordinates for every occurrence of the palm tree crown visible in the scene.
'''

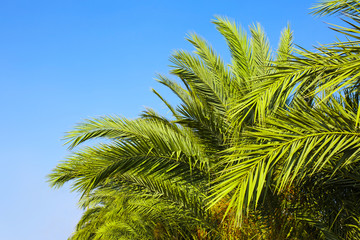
[50,1,360,239]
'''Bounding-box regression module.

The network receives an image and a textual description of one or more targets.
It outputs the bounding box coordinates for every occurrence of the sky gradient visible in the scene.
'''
[0,1,342,239]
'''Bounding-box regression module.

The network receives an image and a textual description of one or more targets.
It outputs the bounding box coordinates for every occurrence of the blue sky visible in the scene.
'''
[0,1,342,239]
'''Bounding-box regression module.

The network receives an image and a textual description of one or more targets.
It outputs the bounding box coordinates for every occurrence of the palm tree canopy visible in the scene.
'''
[49,1,360,239]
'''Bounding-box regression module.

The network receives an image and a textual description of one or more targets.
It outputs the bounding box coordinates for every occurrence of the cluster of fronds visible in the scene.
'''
[49,1,360,239]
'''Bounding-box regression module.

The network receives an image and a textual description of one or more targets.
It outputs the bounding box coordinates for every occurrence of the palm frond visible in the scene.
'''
[212,97,360,223]
[213,16,252,83]
[312,0,360,16]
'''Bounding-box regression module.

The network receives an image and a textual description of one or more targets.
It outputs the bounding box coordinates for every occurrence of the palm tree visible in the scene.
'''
[49,17,294,239]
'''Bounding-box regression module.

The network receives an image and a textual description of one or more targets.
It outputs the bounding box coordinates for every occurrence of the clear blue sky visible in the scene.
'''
[0,1,342,239]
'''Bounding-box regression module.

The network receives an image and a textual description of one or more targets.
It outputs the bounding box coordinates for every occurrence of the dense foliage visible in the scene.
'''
[49,1,360,239]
